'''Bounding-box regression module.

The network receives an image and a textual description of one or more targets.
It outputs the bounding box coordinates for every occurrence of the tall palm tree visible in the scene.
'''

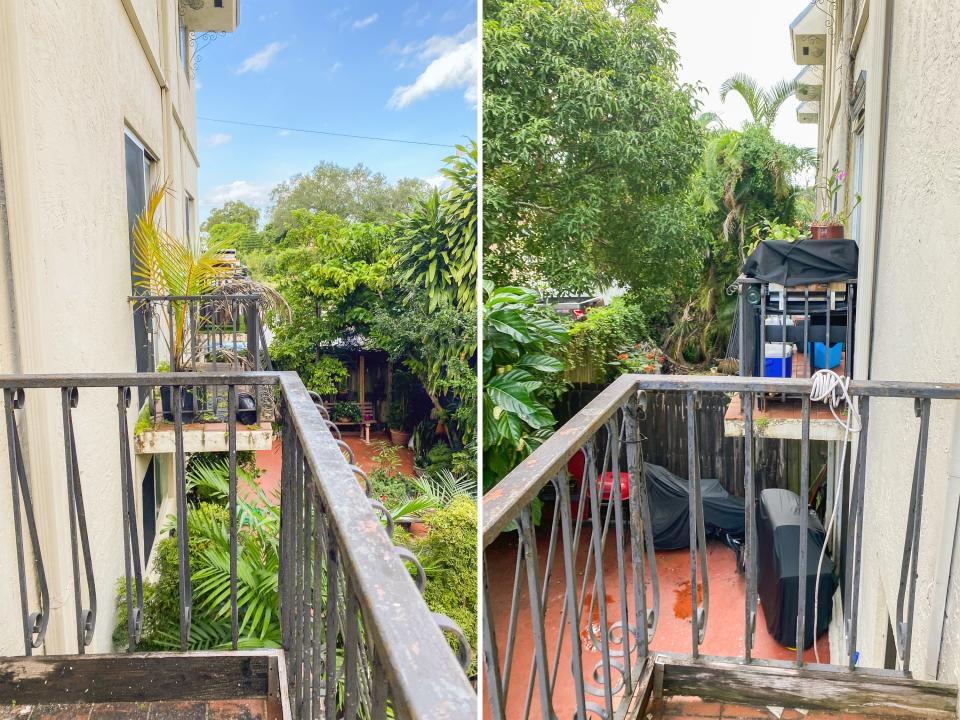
[719,73,797,127]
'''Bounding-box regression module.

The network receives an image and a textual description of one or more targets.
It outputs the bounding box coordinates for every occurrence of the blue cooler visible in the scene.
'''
[808,341,843,370]
[764,342,794,378]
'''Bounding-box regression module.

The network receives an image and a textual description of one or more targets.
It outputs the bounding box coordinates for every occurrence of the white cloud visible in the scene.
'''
[352,13,379,29]
[330,61,343,74]
[388,26,478,109]
[205,133,232,147]
[203,181,272,208]
[277,130,291,137]
[422,175,449,189]
[236,41,288,74]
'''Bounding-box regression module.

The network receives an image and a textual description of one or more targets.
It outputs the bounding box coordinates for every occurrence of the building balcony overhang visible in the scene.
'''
[795,65,823,101]
[790,2,828,65]
[797,100,820,123]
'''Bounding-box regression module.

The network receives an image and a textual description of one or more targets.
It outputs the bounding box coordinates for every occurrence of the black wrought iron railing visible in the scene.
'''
[1,372,476,718]
[130,293,269,373]
[482,373,959,719]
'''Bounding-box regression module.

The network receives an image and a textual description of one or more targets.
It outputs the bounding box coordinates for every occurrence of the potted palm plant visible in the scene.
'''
[132,182,234,422]
[810,168,860,239]
[387,397,412,447]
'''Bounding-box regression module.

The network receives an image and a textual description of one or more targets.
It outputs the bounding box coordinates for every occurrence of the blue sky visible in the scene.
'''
[195,0,478,222]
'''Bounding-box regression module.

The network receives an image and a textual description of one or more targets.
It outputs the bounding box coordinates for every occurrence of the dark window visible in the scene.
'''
[124,132,156,394]
[215,0,223,6]
[141,459,157,560]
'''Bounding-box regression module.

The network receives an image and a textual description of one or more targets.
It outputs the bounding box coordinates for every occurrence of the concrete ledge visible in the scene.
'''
[134,421,273,454]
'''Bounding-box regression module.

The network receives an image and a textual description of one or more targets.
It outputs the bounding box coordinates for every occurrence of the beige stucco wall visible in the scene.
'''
[0,0,199,655]
[810,0,960,685]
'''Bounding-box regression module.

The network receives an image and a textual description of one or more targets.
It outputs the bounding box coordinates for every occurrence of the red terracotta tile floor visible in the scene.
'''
[252,431,414,498]
[484,515,830,719]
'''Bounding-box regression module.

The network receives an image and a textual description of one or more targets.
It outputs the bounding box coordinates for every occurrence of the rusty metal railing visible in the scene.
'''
[482,373,960,719]
[0,372,475,719]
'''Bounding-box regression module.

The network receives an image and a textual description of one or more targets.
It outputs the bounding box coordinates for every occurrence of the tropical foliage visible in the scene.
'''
[132,183,234,370]
[483,284,568,489]
[719,73,798,128]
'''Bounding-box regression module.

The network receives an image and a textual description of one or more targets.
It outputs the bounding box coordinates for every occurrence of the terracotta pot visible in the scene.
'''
[810,223,845,240]
[408,521,429,538]
[389,428,411,446]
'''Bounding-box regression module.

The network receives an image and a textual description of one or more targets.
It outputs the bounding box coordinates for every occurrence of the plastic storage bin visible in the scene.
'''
[763,342,794,378]
[807,341,843,370]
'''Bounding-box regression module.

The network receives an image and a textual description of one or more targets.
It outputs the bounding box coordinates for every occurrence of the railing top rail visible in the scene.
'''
[483,373,960,544]
[277,374,477,717]
[128,294,264,302]
[0,372,282,388]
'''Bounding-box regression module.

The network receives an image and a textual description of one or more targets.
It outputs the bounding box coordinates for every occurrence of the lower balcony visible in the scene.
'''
[482,374,959,719]
[0,372,476,719]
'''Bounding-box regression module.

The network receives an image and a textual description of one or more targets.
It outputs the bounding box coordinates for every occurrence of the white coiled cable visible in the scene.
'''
[808,369,861,663]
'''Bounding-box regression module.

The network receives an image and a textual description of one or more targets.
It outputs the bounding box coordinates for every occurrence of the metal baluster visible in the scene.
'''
[168,301,176,370]
[759,286,767,411]
[518,504,555,719]
[554,474,587,718]
[743,391,757,662]
[846,396,870,669]
[232,299,239,371]
[312,493,325,715]
[686,392,708,655]
[117,387,144,650]
[846,284,855,375]
[370,645,389,720]
[625,397,650,662]
[173,385,192,650]
[324,522,341,720]
[279,408,291,645]
[499,534,524,702]
[302,472,315,719]
[4,388,49,654]
[343,583,361,720]
[804,290,810,377]
[796,396,811,666]
[608,414,633,694]
[228,385,239,649]
[584,443,614,718]
[520,490,561,719]
[293,436,304,714]
[61,386,97,652]
[896,397,931,672]
[826,286,832,373]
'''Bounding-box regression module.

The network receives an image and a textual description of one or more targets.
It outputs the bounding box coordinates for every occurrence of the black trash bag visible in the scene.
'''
[644,463,745,550]
[756,488,836,649]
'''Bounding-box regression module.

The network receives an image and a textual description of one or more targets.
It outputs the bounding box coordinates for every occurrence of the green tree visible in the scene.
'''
[719,73,797,128]
[483,0,704,293]
[483,284,568,489]
[201,200,260,233]
[268,163,430,230]
[395,143,478,313]
[206,221,262,255]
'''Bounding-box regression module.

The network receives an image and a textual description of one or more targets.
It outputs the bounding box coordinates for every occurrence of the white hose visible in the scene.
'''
[808,369,861,663]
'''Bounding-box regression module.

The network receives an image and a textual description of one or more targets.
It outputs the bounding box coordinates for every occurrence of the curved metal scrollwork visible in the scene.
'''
[3,388,50,654]
[61,387,97,650]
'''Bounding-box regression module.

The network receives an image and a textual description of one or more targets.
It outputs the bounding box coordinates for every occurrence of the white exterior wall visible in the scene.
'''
[0,0,200,655]
[806,0,960,684]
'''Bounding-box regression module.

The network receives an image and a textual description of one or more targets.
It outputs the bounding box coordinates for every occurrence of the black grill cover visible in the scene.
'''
[742,239,858,286]
[646,464,745,550]
[756,489,836,649]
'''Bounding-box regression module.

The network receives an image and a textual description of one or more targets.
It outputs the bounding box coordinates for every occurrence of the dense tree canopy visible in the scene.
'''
[268,162,430,230]
[200,200,260,233]
[483,0,704,293]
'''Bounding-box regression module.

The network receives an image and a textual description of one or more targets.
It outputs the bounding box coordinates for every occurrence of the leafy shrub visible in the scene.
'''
[566,297,651,382]
[407,497,478,676]
[331,401,362,423]
[369,467,414,507]
[424,443,453,474]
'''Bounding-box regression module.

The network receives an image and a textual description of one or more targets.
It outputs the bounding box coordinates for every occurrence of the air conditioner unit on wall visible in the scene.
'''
[180,0,239,33]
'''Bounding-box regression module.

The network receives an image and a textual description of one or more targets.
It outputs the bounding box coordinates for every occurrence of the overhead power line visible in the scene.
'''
[197,116,456,148]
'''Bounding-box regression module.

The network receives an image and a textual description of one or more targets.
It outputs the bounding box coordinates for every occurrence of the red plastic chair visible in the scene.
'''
[567,449,630,519]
